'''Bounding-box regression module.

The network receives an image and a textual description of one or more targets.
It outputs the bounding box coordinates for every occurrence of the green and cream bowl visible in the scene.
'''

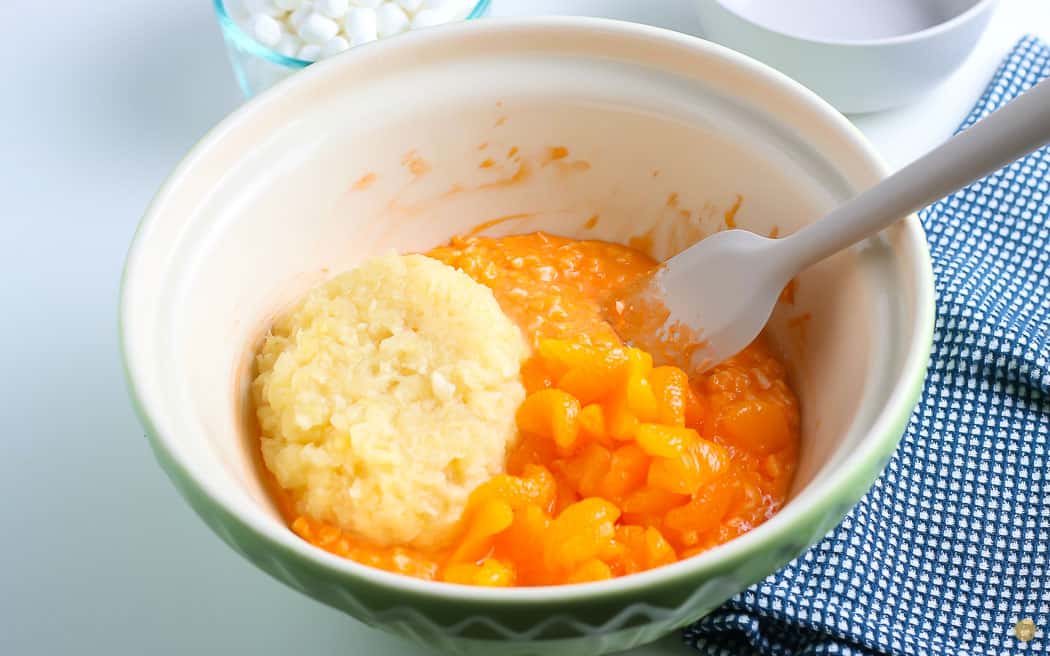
[120,17,934,656]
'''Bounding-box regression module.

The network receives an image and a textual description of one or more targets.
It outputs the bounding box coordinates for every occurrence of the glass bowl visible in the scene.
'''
[213,0,492,97]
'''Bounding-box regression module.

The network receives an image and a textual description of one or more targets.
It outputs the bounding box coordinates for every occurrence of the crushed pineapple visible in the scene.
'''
[253,254,527,549]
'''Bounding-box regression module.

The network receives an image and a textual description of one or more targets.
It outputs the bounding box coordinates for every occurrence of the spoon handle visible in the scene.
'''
[780,77,1050,271]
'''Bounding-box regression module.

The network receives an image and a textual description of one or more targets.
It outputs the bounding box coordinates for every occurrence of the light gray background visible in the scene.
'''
[3,1,1047,654]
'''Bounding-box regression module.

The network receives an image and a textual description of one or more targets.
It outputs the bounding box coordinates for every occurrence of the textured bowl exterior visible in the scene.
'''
[142,402,917,655]
[122,17,935,656]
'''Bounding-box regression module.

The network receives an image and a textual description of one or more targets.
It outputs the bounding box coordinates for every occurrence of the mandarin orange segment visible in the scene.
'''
[717,399,793,456]
[578,403,607,442]
[517,388,581,449]
[603,387,639,441]
[448,498,514,565]
[598,444,649,502]
[618,511,668,537]
[614,524,646,549]
[443,558,516,586]
[538,339,627,380]
[622,486,688,515]
[693,438,730,474]
[647,438,730,495]
[626,347,654,378]
[623,348,659,421]
[557,369,613,405]
[467,465,556,513]
[567,558,614,583]
[550,341,630,403]
[647,456,694,496]
[521,357,555,394]
[664,479,736,536]
[635,423,699,458]
[519,464,558,513]
[608,525,643,575]
[536,339,590,378]
[467,474,523,509]
[644,526,677,568]
[546,498,621,572]
[649,366,689,426]
[493,504,551,583]
[442,562,479,584]
[506,432,557,476]
[626,376,660,422]
[608,524,675,572]
[561,443,612,498]
[552,470,580,515]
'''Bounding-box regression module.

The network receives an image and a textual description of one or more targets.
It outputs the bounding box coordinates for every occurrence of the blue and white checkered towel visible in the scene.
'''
[685,36,1050,656]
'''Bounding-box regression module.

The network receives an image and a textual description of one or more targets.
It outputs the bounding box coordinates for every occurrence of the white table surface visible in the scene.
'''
[3,1,1047,654]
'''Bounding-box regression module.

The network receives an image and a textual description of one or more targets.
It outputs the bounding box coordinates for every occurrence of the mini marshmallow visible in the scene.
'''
[351,0,384,8]
[298,43,323,61]
[344,7,379,45]
[276,32,304,57]
[298,12,341,44]
[316,0,350,18]
[244,0,282,16]
[273,0,305,9]
[288,6,311,28]
[321,35,351,57]
[252,14,283,47]
[397,0,424,13]
[375,3,409,37]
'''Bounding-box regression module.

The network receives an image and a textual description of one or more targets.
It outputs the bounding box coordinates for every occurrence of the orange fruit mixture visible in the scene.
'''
[281,232,800,586]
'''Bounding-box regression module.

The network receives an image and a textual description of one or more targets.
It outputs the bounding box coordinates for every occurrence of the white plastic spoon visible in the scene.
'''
[612,77,1050,372]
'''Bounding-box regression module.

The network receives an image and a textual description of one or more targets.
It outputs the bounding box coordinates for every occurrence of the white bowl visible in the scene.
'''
[121,17,934,655]
[693,0,999,113]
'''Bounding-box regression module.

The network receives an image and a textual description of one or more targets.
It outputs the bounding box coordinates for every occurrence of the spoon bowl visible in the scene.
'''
[609,229,785,372]
[616,77,1050,372]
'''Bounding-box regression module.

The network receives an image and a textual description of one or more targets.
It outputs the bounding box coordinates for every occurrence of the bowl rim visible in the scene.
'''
[702,0,998,48]
[212,0,492,70]
[121,15,935,605]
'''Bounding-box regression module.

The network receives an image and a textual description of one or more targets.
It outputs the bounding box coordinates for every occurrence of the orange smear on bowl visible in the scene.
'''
[466,213,534,237]
[351,172,376,191]
[546,146,569,162]
[724,194,743,228]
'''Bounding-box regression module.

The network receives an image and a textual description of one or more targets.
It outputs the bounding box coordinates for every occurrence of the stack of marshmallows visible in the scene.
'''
[229,0,480,62]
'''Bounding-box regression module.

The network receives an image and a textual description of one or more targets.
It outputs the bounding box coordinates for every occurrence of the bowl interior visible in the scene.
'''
[123,20,927,595]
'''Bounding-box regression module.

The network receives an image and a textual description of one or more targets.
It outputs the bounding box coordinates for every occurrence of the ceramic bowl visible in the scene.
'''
[693,0,999,113]
[120,17,934,656]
